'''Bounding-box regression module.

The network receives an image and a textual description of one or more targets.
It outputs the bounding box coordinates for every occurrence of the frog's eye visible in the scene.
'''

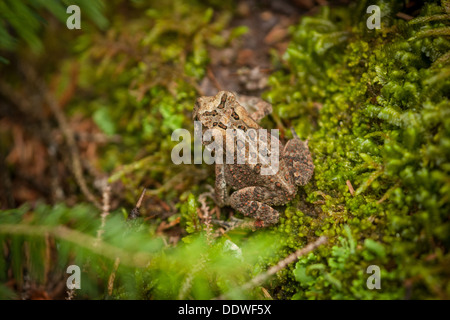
[205,110,218,116]
[217,93,227,109]
[237,125,247,132]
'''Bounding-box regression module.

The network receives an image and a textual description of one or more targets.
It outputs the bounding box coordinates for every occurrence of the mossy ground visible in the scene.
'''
[266,1,450,299]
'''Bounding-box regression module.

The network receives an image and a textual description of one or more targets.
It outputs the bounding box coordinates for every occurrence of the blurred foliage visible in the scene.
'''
[265,0,450,299]
[0,202,282,299]
[0,0,449,300]
[0,0,107,58]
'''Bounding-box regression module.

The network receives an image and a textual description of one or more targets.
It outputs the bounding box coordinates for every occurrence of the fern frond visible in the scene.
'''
[432,50,450,67]
[0,224,152,268]
[409,26,450,41]
[409,14,450,24]
[416,26,450,37]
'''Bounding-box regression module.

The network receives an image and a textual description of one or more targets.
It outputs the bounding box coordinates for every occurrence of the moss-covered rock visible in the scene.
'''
[265,1,450,299]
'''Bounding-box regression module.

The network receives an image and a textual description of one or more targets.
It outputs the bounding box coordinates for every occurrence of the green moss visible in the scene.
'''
[266,1,450,299]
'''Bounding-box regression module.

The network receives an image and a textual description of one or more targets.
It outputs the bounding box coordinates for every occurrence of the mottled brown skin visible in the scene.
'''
[193,91,314,227]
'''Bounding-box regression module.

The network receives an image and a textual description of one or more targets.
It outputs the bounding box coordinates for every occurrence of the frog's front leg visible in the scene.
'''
[215,163,229,207]
[229,186,282,227]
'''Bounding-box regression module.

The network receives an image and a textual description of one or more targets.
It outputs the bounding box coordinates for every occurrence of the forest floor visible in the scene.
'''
[1,0,446,300]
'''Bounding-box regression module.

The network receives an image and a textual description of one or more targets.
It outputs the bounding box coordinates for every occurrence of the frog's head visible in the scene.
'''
[193,91,251,135]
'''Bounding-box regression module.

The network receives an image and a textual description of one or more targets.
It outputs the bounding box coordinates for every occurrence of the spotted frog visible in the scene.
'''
[193,91,314,227]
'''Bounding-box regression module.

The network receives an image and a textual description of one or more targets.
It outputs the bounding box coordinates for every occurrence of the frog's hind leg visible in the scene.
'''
[283,130,314,186]
[229,186,282,227]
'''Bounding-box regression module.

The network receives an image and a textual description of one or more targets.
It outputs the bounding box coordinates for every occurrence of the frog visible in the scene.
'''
[192,91,314,228]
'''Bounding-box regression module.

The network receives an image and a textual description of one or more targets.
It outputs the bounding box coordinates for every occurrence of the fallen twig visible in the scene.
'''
[207,67,223,91]
[346,180,355,196]
[156,217,181,234]
[396,12,414,21]
[21,64,102,209]
[95,183,111,246]
[107,257,121,296]
[216,236,328,299]
[129,188,146,220]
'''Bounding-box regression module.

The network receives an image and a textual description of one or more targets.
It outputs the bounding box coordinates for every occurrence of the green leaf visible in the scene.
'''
[364,239,386,259]
[93,106,116,135]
